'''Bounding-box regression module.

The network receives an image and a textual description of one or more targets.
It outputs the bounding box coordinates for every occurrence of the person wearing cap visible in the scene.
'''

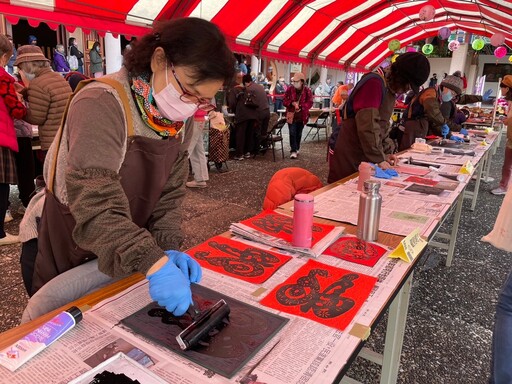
[28,35,37,46]
[328,52,430,183]
[490,75,512,196]
[283,72,313,159]
[398,74,465,151]
[439,71,492,134]
[14,45,72,155]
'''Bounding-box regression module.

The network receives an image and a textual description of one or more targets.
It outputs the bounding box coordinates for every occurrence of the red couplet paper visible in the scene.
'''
[405,176,438,186]
[240,210,334,246]
[323,236,387,267]
[260,259,377,330]
[188,236,292,284]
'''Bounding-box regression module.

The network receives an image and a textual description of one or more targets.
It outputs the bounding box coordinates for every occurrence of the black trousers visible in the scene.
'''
[20,238,38,295]
[15,137,35,207]
[0,184,9,238]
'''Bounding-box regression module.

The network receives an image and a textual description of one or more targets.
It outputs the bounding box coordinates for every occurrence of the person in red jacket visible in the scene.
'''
[0,34,26,246]
[283,72,313,159]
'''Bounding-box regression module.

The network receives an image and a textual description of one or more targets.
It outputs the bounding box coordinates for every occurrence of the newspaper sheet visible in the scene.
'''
[229,222,345,258]
[0,247,413,384]
[312,182,448,237]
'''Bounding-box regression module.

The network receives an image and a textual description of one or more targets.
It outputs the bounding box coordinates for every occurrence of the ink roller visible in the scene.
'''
[176,299,230,350]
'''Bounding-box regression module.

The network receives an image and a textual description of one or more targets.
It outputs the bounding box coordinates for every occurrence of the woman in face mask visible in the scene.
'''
[283,72,313,159]
[18,18,236,322]
[89,41,104,78]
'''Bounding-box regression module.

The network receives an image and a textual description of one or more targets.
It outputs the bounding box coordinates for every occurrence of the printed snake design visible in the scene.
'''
[275,268,358,318]
[193,240,282,277]
[251,213,323,235]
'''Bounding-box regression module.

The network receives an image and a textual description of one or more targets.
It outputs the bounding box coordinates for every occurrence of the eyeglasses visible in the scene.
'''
[170,63,216,111]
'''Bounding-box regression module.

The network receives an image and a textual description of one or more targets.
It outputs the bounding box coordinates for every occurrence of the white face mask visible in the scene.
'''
[24,72,36,81]
[152,69,198,121]
[293,82,302,89]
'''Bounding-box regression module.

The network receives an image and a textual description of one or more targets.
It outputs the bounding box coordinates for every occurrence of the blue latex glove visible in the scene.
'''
[147,259,193,316]
[450,135,465,143]
[164,250,202,283]
[441,124,450,138]
[374,165,392,179]
[459,128,469,135]
[385,168,399,177]
[483,89,492,102]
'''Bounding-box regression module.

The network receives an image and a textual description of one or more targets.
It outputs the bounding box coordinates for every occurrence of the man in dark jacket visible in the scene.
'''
[227,74,269,159]
[328,52,430,183]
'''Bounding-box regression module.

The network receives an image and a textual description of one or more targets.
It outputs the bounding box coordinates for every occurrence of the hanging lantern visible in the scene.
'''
[419,4,436,21]
[391,54,399,63]
[422,44,434,54]
[406,46,417,52]
[448,40,460,51]
[490,32,505,47]
[388,39,401,51]
[471,38,485,51]
[494,46,507,58]
[438,27,451,40]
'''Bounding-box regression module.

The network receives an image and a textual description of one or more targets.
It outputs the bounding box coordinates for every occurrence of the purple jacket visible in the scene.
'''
[53,51,70,73]
[283,85,313,124]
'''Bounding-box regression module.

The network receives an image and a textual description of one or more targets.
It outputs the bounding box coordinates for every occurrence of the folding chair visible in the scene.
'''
[304,110,330,142]
[264,117,286,161]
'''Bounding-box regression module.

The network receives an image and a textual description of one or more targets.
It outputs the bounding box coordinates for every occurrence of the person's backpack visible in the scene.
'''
[67,54,79,71]
[244,90,258,108]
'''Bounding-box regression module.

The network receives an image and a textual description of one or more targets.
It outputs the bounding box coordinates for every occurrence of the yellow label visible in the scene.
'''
[389,228,427,263]
[459,160,474,174]
[484,127,493,134]
[480,139,488,146]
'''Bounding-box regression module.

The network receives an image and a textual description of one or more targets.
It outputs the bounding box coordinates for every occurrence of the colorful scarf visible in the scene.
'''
[131,73,183,137]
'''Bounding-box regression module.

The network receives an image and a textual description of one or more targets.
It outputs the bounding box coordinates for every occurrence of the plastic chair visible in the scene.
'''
[304,110,330,142]
[264,117,286,161]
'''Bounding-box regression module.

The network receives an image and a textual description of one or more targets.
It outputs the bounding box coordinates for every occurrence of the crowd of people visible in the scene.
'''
[2,17,512,383]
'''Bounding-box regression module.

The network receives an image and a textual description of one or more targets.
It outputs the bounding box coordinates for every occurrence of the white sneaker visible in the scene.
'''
[186,180,207,188]
[0,232,19,246]
[290,152,298,159]
[4,210,12,223]
[491,187,507,195]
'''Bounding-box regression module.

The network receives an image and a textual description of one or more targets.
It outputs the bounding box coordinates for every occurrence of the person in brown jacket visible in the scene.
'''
[15,45,72,153]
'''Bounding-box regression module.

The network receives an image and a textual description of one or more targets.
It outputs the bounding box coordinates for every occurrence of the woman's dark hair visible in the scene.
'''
[68,37,76,47]
[91,41,100,51]
[124,17,236,85]
[242,74,252,84]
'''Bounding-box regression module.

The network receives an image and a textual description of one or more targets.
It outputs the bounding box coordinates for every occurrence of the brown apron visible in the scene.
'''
[31,78,182,295]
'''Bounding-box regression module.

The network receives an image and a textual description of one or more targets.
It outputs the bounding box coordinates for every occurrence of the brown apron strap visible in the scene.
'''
[48,77,134,193]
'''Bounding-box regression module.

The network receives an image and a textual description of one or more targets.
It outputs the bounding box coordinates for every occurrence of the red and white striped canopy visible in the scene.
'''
[1,0,512,70]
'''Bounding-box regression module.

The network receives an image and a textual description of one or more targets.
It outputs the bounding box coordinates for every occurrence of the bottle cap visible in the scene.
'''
[363,180,381,193]
[294,193,314,203]
[66,306,85,324]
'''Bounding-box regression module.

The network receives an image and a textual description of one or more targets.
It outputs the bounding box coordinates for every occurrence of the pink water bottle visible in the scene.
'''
[358,162,373,191]
[292,194,314,248]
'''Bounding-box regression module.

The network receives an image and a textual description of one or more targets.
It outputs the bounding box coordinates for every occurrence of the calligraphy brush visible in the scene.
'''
[176,299,230,350]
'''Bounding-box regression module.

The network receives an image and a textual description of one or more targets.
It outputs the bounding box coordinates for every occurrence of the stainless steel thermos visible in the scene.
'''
[357,180,382,242]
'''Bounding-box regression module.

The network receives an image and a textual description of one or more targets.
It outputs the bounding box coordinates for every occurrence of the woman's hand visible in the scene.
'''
[386,154,398,166]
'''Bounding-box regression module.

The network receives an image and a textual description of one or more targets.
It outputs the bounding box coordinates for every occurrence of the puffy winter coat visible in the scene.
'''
[263,167,323,210]
[22,67,72,150]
